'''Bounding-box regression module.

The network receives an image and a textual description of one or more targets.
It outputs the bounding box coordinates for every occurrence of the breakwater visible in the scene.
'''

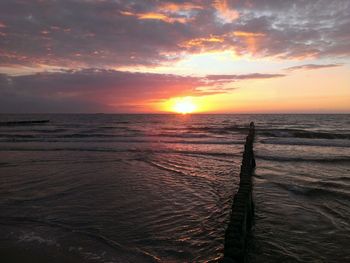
[222,122,256,263]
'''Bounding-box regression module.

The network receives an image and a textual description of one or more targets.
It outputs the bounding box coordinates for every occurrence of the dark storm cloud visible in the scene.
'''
[285,64,343,72]
[0,69,285,113]
[0,0,350,68]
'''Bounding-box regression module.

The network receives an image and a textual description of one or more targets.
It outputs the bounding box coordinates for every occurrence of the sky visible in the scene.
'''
[0,0,349,113]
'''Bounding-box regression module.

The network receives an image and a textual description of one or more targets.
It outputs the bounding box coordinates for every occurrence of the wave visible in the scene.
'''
[0,120,50,126]
[0,136,243,145]
[97,125,131,130]
[258,128,350,140]
[8,123,348,142]
[32,128,68,133]
[0,216,161,262]
[315,180,350,190]
[256,154,350,164]
[60,133,121,138]
[188,125,249,135]
[0,133,137,140]
[62,131,219,140]
[155,132,212,138]
[0,146,237,158]
[261,138,350,148]
[0,134,37,139]
[144,159,189,177]
[0,132,209,139]
[111,121,130,124]
[273,182,350,201]
[182,125,350,141]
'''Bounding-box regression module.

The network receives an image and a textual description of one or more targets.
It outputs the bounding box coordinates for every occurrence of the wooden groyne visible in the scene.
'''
[221,122,256,263]
[0,120,50,126]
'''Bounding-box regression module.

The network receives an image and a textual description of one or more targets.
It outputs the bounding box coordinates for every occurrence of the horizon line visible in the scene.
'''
[1,112,349,115]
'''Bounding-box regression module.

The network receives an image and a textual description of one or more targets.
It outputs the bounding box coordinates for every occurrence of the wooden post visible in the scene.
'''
[221,122,255,263]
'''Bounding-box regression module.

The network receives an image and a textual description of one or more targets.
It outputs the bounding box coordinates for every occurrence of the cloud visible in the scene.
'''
[0,69,285,113]
[285,64,343,71]
[0,0,349,69]
[0,69,206,113]
[120,11,190,24]
[205,73,285,80]
[213,0,239,23]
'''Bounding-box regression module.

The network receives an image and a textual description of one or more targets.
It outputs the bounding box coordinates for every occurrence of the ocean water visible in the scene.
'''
[0,114,349,262]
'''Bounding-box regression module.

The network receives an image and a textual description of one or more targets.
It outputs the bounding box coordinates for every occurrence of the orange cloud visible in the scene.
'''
[233,31,265,37]
[182,36,225,48]
[138,12,188,23]
[159,2,203,12]
[214,0,239,23]
[120,9,190,24]
[233,31,265,54]
[120,2,202,24]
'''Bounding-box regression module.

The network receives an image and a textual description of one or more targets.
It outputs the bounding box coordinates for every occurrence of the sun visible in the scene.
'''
[173,97,196,114]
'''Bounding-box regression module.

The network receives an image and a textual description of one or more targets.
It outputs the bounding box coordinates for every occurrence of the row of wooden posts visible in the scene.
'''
[221,122,256,263]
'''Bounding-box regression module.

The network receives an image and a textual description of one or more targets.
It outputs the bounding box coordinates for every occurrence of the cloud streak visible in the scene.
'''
[285,64,343,71]
[206,73,285,80]
[0,69,286,113]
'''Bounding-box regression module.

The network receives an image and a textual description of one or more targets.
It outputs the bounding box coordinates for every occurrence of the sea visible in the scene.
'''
[0,114,349,262]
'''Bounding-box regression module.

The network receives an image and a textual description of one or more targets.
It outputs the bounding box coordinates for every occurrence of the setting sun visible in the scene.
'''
[173,97,196,114]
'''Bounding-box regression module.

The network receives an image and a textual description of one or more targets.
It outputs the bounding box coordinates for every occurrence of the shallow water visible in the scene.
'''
[249,115,350,263]
[0,114,349,262]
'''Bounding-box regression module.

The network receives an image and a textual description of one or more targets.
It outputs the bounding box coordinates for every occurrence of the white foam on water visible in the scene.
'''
[17,231,59,247]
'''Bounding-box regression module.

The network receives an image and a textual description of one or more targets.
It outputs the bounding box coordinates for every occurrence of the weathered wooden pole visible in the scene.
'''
[221,122,255,263]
